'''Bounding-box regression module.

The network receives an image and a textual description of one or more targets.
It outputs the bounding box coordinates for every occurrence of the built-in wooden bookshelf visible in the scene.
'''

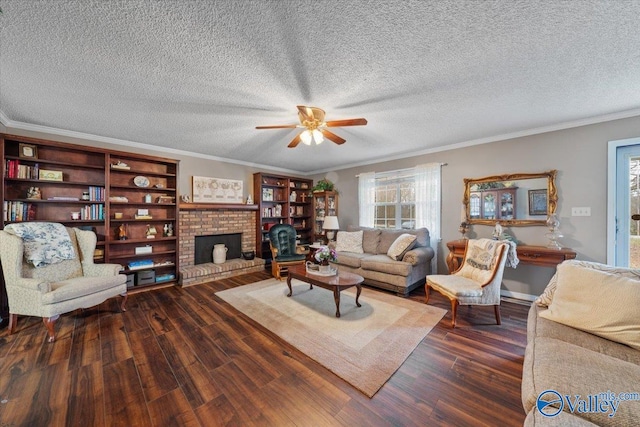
[253,172,313,262]
[1,134,180,294]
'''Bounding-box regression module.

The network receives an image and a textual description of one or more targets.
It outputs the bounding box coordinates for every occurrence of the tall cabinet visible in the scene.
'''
[312,191,338,243]
[253,172,313,263]
[1,134,180,294]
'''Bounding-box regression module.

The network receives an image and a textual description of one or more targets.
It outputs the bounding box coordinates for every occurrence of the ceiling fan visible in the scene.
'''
[256,105,367,148]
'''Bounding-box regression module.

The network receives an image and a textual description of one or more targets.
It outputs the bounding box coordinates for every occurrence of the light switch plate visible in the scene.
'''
[571,207,591,216]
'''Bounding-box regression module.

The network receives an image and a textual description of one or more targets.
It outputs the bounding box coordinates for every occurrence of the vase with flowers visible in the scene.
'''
[314,246,337,272]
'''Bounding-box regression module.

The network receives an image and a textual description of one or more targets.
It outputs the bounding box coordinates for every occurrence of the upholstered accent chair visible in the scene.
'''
[268,224,306,280]
[0,223,128,342]
[425,238,508,327]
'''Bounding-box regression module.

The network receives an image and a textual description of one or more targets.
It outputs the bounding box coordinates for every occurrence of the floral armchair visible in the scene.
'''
[426,238,509,327]
[0,223,127,342]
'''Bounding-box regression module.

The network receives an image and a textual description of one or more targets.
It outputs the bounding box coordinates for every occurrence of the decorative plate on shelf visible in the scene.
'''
[133,176,150,188]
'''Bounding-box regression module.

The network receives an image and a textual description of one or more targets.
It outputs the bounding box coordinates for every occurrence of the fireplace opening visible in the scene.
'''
[194,233,242,265]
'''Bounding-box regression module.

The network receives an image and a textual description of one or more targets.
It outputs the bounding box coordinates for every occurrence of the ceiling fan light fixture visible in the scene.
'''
[257,105,367,148]
[300,130,312,145]
[312,129,324,144]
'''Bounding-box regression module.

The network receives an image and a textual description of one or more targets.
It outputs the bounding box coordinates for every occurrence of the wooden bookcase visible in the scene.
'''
[1,134,180,293]
[253,172,313,262]
[312,191,338,243]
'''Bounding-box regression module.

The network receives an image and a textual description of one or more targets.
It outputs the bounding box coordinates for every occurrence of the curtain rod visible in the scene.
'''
[355,162,448,177]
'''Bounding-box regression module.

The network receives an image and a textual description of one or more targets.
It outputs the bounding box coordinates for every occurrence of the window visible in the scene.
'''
[359,163,441,272]
[374,175,416,229]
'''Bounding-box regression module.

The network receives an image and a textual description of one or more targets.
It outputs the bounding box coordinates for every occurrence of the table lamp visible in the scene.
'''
[322,216,340,242]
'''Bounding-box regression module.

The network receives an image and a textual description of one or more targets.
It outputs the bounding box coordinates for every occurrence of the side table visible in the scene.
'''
[446,239,577,272]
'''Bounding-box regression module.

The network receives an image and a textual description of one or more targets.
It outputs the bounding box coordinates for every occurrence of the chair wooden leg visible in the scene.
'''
[494,304,501,325]
[43,317,57,343]
[450,298,459,328]
[121,293,128,312]
[425,284,431,303]
[8,313,17,335]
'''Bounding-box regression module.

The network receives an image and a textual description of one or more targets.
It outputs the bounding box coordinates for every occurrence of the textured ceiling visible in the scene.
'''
[2,0,640,174]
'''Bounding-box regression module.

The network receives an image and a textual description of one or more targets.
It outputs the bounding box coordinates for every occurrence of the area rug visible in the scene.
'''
[215,278,446,397]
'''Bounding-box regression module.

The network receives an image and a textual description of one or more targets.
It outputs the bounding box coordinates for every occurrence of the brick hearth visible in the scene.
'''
[179,204,265,286]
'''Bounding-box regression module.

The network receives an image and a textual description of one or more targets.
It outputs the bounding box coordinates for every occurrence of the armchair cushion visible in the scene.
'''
[43,275,127,305]
[427,275,483,298]
[269,224,299,257]
[274,254,306,262]
[457,239,505,284]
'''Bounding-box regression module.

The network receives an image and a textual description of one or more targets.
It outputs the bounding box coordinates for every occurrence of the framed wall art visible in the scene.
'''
[192,176,243,203]
[19,143,38,159]
[528,189,548,216]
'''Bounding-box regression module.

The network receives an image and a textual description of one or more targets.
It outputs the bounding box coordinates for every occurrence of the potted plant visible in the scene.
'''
[314,246,337,266]
[312,179,337,193]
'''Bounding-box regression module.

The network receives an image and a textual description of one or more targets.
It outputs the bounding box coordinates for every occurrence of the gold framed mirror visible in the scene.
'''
[463,170,557,226]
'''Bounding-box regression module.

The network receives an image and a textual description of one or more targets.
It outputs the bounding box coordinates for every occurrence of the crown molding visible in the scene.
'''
[0,109,305,175]
[307,107,640,175]
[3,106,640,177]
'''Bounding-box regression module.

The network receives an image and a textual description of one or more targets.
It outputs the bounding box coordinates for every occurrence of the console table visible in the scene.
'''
[446,239,577,272]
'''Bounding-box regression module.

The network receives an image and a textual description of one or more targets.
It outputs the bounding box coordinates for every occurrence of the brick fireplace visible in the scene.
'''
[179,204,265,286]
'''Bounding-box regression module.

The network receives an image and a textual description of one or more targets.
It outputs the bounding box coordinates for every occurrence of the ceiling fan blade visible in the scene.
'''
[321,129,346,145]
[325,118,368,127]
[256,124,298,129]
[288,133,303,148]
[297,105,314,121]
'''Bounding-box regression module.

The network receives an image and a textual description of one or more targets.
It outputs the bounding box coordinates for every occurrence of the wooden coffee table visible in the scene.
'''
[286,264,364,318]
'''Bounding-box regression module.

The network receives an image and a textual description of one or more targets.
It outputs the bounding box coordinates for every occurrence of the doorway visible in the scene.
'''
[609,138,640,267]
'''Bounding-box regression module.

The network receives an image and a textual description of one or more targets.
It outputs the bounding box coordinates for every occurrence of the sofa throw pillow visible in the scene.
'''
[539,263,640,350]
[535,260,640,307]
[335,230,364,253]
[387,233,417,260]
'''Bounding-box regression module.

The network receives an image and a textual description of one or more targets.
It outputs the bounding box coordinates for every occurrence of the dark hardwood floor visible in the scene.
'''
[0,271,530,426]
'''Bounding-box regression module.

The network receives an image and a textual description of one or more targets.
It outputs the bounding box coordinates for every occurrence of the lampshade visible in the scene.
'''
[300,130,312,145]
[322,215,340,230]
[312,129,324,144]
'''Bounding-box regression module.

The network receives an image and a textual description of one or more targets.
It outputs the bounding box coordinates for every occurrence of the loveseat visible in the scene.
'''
[522,260,640,426]
[330,226,434,297]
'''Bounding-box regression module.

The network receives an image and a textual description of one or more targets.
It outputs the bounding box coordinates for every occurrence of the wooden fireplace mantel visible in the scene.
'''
[179,203,258,211]
[446,239,577,272]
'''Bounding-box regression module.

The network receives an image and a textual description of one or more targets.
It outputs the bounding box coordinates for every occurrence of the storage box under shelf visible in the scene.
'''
[136,270,155,286]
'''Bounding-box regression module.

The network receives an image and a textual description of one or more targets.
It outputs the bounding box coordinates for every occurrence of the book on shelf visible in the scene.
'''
[47,196,80,201]
[3,201,37,221]
[5,160,41,179]
[128,259,154,270]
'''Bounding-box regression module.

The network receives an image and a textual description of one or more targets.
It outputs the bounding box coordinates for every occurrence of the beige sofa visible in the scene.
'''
[521,260,640,426]
[330,226,434,297]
